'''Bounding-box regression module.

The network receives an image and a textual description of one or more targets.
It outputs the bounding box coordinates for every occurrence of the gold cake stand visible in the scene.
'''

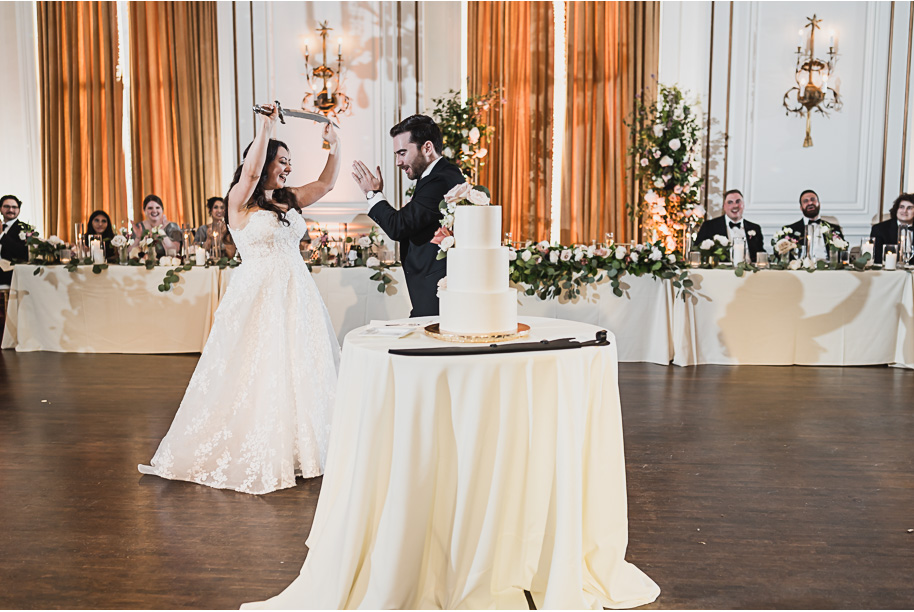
[424,323,531,343]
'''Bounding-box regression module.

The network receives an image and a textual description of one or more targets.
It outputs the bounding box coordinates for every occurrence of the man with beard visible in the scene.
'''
[870,193,914,264]
[352,115,465,317]
[0,195,29,286]
[784,189,844,260]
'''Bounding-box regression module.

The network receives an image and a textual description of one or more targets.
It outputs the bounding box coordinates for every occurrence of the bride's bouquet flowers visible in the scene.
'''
[433,181,491,259]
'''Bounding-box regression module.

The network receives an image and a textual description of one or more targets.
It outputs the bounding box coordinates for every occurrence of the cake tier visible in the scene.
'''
[439,288,517,335]
[446,246,509,293]
[454,205,502,249]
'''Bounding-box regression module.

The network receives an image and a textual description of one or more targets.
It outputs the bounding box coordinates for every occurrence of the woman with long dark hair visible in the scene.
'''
[139,103,342,494]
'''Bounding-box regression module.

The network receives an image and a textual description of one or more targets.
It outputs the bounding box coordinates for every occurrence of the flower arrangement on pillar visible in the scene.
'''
[627,84,704,253]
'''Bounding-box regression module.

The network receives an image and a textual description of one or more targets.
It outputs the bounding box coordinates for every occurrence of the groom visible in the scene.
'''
[352,115,465,317]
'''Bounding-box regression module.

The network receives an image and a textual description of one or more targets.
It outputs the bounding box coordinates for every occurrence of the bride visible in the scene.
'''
[138,103,341,494]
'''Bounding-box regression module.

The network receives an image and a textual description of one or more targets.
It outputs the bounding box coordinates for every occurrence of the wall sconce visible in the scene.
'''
[303,21,352,148]
[782,14,842,147]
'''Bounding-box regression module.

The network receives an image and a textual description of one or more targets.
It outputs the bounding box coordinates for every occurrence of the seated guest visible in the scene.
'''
[870,193,914,264]
[132,194,181,258]
[86,210,117,262]
[195,196,236,259]
[784,189,844,259]
[0,195,29,286]
[695,189,765,261]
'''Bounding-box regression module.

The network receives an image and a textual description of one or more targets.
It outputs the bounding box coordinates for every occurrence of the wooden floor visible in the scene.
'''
[1,350,912,609]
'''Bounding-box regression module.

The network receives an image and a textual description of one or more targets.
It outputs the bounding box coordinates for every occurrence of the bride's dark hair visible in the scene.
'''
[225,139,299,227]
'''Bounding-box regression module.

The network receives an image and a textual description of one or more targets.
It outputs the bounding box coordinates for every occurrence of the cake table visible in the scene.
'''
[244,316,659,610]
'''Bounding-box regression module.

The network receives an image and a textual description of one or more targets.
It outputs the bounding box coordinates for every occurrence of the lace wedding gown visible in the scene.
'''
[138,209,340,494]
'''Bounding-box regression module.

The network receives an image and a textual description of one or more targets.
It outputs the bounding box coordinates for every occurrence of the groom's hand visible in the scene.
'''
[352,160,383,195]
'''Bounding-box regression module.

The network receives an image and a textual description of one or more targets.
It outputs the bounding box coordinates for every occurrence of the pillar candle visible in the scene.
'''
[885,251,898,271]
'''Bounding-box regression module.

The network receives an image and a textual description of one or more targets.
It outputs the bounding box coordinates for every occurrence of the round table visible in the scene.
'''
[245,316,659,610]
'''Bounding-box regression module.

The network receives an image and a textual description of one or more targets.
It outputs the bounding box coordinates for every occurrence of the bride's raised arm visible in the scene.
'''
[289,124,342,208]
[227,104,279,216]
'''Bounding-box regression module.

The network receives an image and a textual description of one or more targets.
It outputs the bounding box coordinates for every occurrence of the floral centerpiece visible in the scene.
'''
[354,226,384,265]
[822,222,849,253]
[111,228,131,264]
[21,223,65,266]
[139,226,167,258]
[771,227,802,263]
[430,88,503,182]
[697,234,731,265]
[627,84,704,252]
[431,181,492,259]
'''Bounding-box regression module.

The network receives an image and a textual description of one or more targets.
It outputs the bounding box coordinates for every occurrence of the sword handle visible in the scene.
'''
[252,101,286,124]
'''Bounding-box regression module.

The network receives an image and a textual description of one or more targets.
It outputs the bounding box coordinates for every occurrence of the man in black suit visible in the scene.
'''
[784,189,845,259]
[870,193,914,264]
[695,189,766,261]
[0,195,29,286]
[352,115,466,317]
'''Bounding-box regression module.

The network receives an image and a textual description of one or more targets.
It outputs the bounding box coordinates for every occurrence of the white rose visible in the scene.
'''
[669,138,681,151]
[436,276,448,297]
[803,257,815,269]
[158,256,171,266]
[443,214,454,228]
[630,251,640,263]
[614,246,627,259]
[549,250,559,264]
[659,155,673,167]
[775,238,794,255]
[692,204,706,217]
[747,230,757,237]
[586,245,595,258]
[440,236,455,251]
[461,129,468,137]
[788,259,802,270]
[466,189,490,206]
[560,250,572,262]
[833,237,848,250]
[700,239,714,250]
[654,178,665,188]
[537,240,550,250]
[468,127,480,144]
[48,235,63,246]
[444,182,473,204]
[144,237,154,246]
[521,249,532,262]
[111,234,128,248]
[475,148,488,159]
[508,248,517,261]
[652,124,664,137]
[667,253,677,263]
[573,249,584,261]
[461,143,471,155]
[649,248,662,261]
[366,256,381,267]
[716,235,730,246]
[358,236,372,248]
[442,146,454,158]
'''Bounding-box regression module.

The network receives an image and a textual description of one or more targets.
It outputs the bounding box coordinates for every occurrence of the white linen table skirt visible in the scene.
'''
[1,264,220,353]
[671,269,914,366]
[244,316,660,610]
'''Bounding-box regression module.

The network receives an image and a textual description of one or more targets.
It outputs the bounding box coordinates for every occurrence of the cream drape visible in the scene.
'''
[37,1,128,241]
[128,1,221,229]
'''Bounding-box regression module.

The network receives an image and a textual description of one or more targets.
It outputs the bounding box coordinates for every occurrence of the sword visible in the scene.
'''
[253,101,340,129]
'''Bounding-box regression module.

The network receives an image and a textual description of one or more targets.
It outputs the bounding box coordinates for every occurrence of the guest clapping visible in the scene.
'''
[871,193,914,264]
[195,196,236,259]
[132,194,181,257]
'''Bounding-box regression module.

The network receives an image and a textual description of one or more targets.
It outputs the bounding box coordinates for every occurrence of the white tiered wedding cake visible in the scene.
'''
[438,205,517,335]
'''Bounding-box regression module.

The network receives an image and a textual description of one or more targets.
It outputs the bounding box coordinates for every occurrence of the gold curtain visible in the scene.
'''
[37,1,127,241]
[561,2,659,244]
[469,2,554,243]
[129,1,221,228]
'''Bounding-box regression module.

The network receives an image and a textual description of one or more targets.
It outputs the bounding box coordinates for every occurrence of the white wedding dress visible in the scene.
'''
[138,208,340,494]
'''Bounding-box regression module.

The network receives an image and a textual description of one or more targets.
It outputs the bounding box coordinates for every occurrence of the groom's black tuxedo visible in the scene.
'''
[870,218,914,264]
[786,218,844,257]
[0,219,28,285]
[695,216,766,259]
[368,158,466,317]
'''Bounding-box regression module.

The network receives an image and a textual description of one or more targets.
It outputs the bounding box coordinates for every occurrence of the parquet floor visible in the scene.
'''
[1,350,911,609]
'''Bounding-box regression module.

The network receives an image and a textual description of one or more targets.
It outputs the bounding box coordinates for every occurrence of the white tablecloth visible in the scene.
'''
[245,317,660,610]
[1,264,220,353]
[672,269,914,367]
[516,275,674,364]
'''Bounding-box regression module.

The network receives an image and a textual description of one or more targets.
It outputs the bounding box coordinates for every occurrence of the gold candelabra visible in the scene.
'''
[303,21,351,148]
[782,14,842,147]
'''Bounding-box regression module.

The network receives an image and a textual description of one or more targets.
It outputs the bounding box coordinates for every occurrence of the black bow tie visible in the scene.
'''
[808,219,821,225]
[728,221,742,229]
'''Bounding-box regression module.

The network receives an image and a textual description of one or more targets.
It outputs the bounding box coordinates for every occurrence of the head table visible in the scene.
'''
[242,316,660,610]
[2,264,912,368]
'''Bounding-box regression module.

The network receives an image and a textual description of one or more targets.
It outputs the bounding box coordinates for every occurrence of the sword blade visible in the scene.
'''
[281,109,340,129]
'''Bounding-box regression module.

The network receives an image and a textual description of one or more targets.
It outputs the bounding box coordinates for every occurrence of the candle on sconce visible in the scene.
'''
[828,30,835,48]
[338,38,342,55]
[797,28,804,50]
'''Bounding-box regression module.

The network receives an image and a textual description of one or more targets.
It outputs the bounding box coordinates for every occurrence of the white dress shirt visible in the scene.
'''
[804,218,828,260]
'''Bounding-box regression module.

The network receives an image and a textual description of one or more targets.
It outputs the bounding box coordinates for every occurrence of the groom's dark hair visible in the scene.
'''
[390,115,443,155]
